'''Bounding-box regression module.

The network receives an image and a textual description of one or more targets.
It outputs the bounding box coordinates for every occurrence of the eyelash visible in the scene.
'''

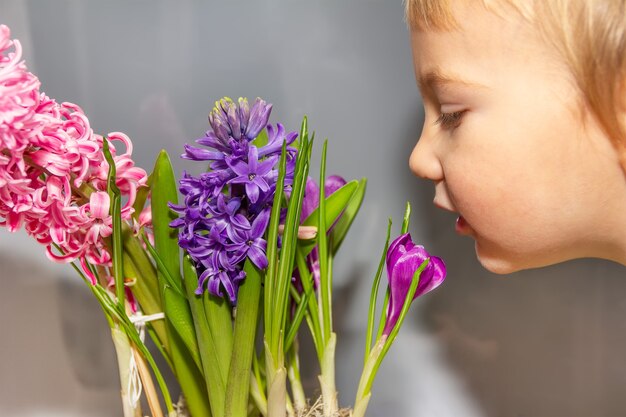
[435,111,464,129]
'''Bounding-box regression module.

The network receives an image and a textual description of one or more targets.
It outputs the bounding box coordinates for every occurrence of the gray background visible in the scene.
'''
[1,1,626,417]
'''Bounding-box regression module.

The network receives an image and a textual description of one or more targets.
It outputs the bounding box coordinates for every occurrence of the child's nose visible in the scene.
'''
[409,134,444,181]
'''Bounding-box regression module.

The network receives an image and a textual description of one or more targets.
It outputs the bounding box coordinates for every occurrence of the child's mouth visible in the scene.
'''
[455,215,472,235]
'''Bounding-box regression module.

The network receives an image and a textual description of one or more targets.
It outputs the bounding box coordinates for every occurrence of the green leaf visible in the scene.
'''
[142,233,184,297]
[166,319,212,417]
[163,287,202,370]
[272,132,312,357]
[285,280,314,351]
[401,201,411,234]
[317,140,332,343]
[364,218,392,362]
[225,260,263,417]
[298,180,359,256]
[183,255,227,417]
[264,141,288,342]
[122,252,171,367]
[150,150,183,294]
[330,178,367,255]
[202,288,234,387]
[294,246,323,359]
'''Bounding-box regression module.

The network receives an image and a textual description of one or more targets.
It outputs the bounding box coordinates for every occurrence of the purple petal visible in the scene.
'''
[324,175,347,196]
[253,176,270,193]
[238,98,250,134]
[246,183,260,203]
[182,145,224,161]
[301,177,320,222]
[196,132,230,152]
[250,209,270,238]
[248,146,259,172]
[247,245,268,270]
[246,98,272,139]
[227,103,242,140]
[382,234,446,337]
[220,271,237,304]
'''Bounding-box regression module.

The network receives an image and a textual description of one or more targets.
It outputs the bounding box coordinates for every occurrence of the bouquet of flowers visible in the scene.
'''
[0,24,446,417]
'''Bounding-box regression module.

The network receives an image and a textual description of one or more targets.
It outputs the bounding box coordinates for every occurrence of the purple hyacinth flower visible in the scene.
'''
[382,233,446,337]
[173,97,299,303]
[227,145,277,204]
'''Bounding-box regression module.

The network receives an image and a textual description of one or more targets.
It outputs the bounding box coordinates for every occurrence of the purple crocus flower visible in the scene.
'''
[382,233,446,337]
[171,97,298,304]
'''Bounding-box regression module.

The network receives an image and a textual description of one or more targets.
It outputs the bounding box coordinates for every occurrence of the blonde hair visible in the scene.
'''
[406,0,626,159]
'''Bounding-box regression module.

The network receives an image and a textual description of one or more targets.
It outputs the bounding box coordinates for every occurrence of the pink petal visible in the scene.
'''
[89,191,110,220]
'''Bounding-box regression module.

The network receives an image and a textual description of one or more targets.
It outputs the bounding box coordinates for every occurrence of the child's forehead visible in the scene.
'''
[405,0,534,32]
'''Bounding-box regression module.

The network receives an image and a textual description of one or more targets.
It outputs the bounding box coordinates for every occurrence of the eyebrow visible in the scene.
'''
[418,68,486,92]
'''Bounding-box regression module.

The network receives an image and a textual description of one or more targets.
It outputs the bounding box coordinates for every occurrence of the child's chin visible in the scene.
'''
[474,243,526,275]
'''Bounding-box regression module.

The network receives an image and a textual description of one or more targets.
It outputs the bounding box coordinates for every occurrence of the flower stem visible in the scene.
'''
[132,347,165,417]
[111,326,143,417]
[287,339,306,413]
[318,332,338,416]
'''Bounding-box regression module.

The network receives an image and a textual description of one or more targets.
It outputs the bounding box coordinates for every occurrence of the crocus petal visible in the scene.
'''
[324,175,347,196]
[301,177,320,221]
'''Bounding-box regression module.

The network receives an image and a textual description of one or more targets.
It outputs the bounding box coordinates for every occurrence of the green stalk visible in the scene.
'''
[364,219,392,362]
[225,260,263,417]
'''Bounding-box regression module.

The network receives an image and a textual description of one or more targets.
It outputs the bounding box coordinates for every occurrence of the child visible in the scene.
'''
[405,0,626,274]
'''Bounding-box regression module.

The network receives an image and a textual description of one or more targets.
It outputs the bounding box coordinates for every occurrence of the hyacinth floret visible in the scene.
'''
[0,25,148,273]
[171,97,298,303]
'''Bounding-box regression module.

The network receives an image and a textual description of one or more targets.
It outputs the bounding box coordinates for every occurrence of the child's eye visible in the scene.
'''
[435,111,465,129]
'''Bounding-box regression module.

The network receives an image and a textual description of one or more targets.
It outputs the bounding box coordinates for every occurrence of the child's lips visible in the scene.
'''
[433,200,473,236]
[455,215,473,235]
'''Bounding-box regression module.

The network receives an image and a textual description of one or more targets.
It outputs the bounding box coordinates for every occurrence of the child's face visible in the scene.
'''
[409,1,626,272]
